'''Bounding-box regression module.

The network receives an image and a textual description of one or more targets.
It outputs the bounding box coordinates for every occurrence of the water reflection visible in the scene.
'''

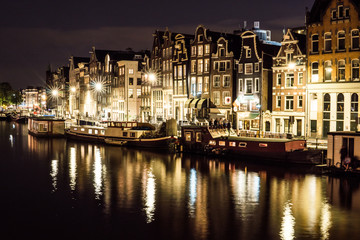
[9,134,13,147]
[143,168,156,223]
[69,147,77,191]
[93,146,105,200]
[50,159,58,192]
[280,201,295,240]
[189,168,197,217]
[320,201,332,240]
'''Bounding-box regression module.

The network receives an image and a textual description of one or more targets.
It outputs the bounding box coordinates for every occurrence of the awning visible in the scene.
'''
[196,99,207,110]
[185,99,193,108]
[248,113,259,119]
[190,99,200,109]
[237,112,259,119]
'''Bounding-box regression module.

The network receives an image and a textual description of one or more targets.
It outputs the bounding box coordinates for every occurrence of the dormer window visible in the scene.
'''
[198,35,204,42]
[219,48,225,57]
[246,48,251,58]
[338,5,344,18]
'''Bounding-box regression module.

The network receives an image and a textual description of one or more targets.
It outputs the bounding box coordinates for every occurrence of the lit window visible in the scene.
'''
[229,142,236,147]
[129,69,134,74]
[276,96,281,108]
[213,76,220,87]
[223,76,231,87]
[209,140,216,146]
[198,45,203,56]
[337,60,345,81]
[311,62,319,82]
[196,132,202,142]
[245,79,253,94]
[298,72,304,85]
[324,61,332,81]
[219,141,226,146]
[276,73,281,86]
[245,63,253,74]
[285,73,294,87]
[205,44,210,54]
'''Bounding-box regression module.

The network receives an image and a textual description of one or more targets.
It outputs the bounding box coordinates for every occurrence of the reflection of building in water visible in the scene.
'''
[142,167,156,223]
[69,147,77,191]
[327,177,360,211]
[50,159,58,192]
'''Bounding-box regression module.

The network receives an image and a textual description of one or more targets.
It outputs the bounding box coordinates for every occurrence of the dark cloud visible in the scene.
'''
[0,0,315,89]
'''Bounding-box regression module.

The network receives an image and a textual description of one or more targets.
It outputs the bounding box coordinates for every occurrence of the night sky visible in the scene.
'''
[0,0,315,90]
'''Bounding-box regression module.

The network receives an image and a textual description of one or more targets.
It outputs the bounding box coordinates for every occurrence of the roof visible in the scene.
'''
[307,0,360,24]
[72,56,90,67]
[94,49,147,62]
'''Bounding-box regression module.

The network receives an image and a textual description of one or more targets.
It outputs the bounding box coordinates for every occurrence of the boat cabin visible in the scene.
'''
[28,117,65,137]
[327,132,360,168]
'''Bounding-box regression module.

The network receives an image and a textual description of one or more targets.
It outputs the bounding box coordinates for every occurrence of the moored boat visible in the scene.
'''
[28,116,65,137]
[181,125,323,165]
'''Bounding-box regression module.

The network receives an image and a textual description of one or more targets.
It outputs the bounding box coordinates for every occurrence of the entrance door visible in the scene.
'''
[343,137,355,158]
[297,120,302,136]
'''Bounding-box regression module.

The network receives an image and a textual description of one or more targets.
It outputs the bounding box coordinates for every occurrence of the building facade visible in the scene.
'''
[306,0,360,139]
[271,28,307,137]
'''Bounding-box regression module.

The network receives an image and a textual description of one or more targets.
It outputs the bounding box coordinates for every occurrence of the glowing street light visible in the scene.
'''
[148,73,156,82]
[52,89,59,97]
[288,62,296,69]
[95,82,102,92]
[70,86,76,93]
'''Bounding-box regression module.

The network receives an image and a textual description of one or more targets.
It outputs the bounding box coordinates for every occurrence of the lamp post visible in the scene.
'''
[94,82,103,121]
[52,89,59,117]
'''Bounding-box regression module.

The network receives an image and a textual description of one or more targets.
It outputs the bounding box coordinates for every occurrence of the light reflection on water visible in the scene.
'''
[1,121,360,239]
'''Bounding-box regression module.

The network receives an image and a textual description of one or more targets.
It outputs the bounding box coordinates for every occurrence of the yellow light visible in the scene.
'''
[148,73,156,82]
[52,89,58,97]
[326,67,332,72]
[70,87,76,93]
[288,63,296,69]
[95,83,102,92]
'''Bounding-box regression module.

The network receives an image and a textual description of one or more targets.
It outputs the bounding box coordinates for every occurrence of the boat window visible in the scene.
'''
[101,130,105,135]
[219,141,226,146]
[259,143,268,148]
[239,142,247,147]
[209,140,216,146]
[123,132,128,137]
[196,132,202,142]
[88,129,93,134]
[95,130,98,135]
[185,132,192,142]
[130,133,136,138]
[229,142,236,147]
[74,127,77,131]
[81,128,85,132]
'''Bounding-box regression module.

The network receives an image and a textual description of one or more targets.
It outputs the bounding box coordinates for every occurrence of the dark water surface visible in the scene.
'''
[1,121,360,240]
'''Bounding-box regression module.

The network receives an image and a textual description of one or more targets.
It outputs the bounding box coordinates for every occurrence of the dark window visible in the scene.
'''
[129,78,134,85]
[137,78,142,85]
[312,35,319,53]
[311,120,317,132]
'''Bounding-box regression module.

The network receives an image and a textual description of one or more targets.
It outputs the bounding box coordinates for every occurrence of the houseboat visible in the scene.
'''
[181,126,323,165]
[28,116,65,137]
[0,113,11,121]
[66,121,177,149]
[326,131,360,172]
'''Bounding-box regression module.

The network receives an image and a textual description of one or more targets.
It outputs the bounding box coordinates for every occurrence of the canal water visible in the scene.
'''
[1,121,360,240]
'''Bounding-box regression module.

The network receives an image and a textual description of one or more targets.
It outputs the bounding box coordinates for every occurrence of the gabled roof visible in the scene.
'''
[307,0,360,24]
[291,30,306,54]
[72,57,90,67]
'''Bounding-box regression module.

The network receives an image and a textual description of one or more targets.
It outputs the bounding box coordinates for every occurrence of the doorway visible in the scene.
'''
[296,120,302,136]
[342,137,355,158]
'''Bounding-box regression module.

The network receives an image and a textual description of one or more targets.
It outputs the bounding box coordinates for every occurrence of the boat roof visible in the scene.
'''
[215,136,303,143]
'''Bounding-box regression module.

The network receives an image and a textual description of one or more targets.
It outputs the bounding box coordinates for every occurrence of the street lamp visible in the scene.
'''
[52,89,59,117]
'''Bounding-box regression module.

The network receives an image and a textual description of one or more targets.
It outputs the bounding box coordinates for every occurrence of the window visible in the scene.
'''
[324,61,332,81]
[204,59,210,72]
[239,79,243,92]
[129,69,134,74]
[351,93,359,131]
[312,34,319,53]
[205,44,210,54]
[198,45,203,56]
[246,48,251,58]
[219,48,225,57]
[255,78,259,92]
[338,31,345,51]
[198,35,203,42]
[352,59,360,81]
[197,77,202,95]
[204,76,209,93]
[255,63,259,72]
[191,60,196,73]
[352,30,359,50]
[223,91,231,105]
[285,73,294,87]
[324,33,332,52]
[223,76,230,87]
[276,96,281,108]
[245,79,252,94]
[137,89,141,97]
[311,62,319,82]
[298,95,303,108]
[337,93,344,131]
[137,78,142,85]
[338,5,344,18]
[178,65,183,78]
[286,53,293,63]
[245,63,253,74]
[338,60,345,81]
[285,96,294,110]
[323,93,331,120]
[128,89,133,98]
[191,77,196,96]
[276,73,282,86]
[197,59,203,73]
[191,46,196,56]
[238,64,243,73]
[298,72,304,85]
[331,10,337,20]
[219,62,225,71]
[213,91,220,105]
[129,78,134,85]
[185,132,192,142]
[196,132,202,142]
[213,76,220,87]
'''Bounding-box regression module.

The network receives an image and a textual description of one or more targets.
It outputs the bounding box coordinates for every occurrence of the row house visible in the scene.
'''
[68,56,90,119]
[234,31,280,133]
[46,65,69,117]
[188,25,220,121]
[306,0,360,139]
[271,28,307,137]
[173,33,194,121]
[210,33,242,121]
[21,87,47,112]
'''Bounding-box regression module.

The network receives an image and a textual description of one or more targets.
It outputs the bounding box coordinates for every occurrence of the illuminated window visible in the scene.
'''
[95,130,98,134]
[259,143,268,148]
[239,142,247,147]
[223,76,231,87]
[213,76,220,87]
[185,132,192,142]
[245,63,253,74]
[198,45,203,56]
[129,69,134,74]
[337,60,345,81]
[324,61,332,81]
[276,73,281,86]
[81,128,85,131]
[205,44,210,54]
[209,140,216,146]
[311,62,319,82]
[285,73,294,87]
[276,96,281,108]
[219,141,226,146]
[196,132,202,142]
[229,142,236,147]
[298,72,304,85]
